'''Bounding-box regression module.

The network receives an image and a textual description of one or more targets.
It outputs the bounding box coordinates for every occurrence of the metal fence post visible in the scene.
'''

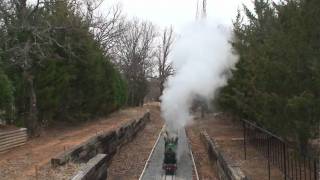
[240,119,318,180]
[283,143,287,180]
[243,121,247,160]
[268,136,271,180]
[314,159,318,180]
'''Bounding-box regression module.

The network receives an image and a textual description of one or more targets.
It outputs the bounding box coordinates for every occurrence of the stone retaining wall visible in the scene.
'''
[200,131,249,180]
[71,154,108,180]
[51,111,150,167]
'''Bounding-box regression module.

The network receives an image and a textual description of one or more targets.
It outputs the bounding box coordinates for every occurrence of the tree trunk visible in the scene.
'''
[158,80,164,101]
[25,73,40,137]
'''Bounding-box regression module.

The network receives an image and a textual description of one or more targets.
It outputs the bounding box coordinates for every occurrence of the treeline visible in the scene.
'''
[219,0,320,151]
[0,0,128,136]
[0,0,174,136]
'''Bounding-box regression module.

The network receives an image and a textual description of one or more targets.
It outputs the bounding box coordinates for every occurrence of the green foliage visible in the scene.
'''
[219,0,320,149]
[33,0,127,122]
[111,69,128,108]
[0,0,127,126]
[127,77,148,106]
[0,68,14,122]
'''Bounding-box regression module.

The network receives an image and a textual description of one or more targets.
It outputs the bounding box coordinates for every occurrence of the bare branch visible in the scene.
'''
[156,26,175,98]
[91,4,126,56]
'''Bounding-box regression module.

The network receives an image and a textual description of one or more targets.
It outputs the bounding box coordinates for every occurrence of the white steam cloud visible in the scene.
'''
[160,20,238,130]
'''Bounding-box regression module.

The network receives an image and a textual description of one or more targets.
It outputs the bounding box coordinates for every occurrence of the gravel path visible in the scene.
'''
[141,128,194,180]
[186,124,218,180]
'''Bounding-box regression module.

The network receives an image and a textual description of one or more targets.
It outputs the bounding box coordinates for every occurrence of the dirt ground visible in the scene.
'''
[198,113,284,180]
[107,103,164,180]
[0,107,147,180]
[186,124,219,180]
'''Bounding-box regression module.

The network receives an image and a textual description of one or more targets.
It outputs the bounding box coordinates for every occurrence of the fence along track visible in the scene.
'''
[242,119,319,180]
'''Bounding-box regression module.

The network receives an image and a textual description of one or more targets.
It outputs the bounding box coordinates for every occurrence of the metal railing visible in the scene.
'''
[241,119,319,180]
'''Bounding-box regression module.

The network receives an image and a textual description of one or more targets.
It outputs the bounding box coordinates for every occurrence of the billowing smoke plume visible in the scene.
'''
[160,20,238,130]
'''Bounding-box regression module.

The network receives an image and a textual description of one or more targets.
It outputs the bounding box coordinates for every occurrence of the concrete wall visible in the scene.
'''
[51,111,150,167]
[200,131,249,180]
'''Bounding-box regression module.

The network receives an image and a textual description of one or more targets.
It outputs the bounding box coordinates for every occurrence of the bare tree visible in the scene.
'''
[115,19,157,106]
[73,1,127,58]
[157,26,175,100]
[91,5,126,57]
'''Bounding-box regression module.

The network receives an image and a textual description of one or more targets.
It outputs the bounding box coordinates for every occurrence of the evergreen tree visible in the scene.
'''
[0,0,127,134]
[0,68,13,123]
[219,0,320,152]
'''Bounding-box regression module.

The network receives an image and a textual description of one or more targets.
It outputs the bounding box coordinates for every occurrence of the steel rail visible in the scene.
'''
[139,125,165,180]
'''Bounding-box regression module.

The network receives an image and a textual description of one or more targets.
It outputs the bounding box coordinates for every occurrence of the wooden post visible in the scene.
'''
[35,165,38,180]
[243,121,247,160]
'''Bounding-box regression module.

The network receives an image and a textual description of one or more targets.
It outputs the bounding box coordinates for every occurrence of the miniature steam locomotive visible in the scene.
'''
[163,131,178,175]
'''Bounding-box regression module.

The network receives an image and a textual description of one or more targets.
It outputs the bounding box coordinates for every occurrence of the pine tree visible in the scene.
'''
[218,0,320,151]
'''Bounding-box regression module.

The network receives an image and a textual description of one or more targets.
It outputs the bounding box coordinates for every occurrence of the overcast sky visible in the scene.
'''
[97,0,255,31]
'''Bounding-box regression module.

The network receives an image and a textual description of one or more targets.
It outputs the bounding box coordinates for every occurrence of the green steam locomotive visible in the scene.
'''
[163,131,178,175]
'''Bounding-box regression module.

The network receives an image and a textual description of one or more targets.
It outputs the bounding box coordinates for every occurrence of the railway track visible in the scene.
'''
[162,175,177,180]
[139,127,199,180]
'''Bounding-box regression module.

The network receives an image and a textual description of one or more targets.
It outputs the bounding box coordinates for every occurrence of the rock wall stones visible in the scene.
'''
[51,111,150,167]
[200,131,249,180]
[71,154,108,180]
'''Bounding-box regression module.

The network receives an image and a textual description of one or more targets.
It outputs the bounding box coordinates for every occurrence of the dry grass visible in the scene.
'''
[0,107,147,180]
